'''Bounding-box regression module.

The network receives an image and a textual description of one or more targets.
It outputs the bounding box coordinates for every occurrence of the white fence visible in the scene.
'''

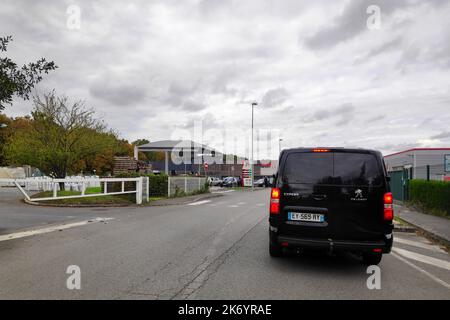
[0,175,101,191]
[1,176,210,204]
[0,177,147,204]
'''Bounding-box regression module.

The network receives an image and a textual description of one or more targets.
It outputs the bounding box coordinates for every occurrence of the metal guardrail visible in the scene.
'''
[0,177,145,204]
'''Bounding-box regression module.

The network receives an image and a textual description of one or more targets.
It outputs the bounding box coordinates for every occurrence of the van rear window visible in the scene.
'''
[283,152,383,186]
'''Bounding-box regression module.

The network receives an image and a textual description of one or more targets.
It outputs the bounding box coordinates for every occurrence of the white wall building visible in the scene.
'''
[384,148,450,181]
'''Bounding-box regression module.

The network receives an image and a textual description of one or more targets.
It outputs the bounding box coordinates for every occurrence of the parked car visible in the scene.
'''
[254,178,265,187]
[221,177,238,187]
[208,177,223,186]
[269,147,393,265]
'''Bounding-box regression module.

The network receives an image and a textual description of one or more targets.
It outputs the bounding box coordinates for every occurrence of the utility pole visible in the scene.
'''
[251,102,257,192]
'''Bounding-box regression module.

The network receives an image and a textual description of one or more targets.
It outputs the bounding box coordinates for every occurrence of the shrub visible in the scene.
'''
[148,174,168,197]
[409,180,450,217]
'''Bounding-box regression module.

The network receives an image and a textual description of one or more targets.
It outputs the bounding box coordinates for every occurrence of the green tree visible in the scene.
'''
[131,138,149,146]
[0,114,32,166]
[131,138,150,161]
[0,36,57,111]
[5,91,116,189]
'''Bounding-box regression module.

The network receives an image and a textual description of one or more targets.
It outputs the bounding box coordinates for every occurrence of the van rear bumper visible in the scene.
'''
[275,235,392,253]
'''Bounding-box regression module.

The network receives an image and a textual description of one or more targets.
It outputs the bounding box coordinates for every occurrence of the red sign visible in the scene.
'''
[204,163,209,170]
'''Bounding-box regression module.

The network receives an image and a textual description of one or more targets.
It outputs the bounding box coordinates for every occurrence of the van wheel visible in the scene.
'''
[269,242,283,257]
[362,252,382,265]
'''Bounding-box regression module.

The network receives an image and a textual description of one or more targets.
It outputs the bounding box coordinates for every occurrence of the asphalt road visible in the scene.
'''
[0,188,449,299]
[0,188,102,234]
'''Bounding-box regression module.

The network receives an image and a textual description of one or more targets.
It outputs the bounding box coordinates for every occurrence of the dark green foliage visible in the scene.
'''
[148,174,169,197]
[409,180,450,217]
[106,172,169,197]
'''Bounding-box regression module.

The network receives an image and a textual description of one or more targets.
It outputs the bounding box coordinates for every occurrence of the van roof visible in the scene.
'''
[282,147,382,155]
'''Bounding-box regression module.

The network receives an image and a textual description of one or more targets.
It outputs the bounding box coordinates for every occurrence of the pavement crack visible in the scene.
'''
[170,215,266,300]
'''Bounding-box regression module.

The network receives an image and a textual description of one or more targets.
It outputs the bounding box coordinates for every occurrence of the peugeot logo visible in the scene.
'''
[355,189,363,198]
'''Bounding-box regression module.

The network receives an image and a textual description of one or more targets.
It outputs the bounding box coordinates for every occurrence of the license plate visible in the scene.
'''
[288,212,325,222]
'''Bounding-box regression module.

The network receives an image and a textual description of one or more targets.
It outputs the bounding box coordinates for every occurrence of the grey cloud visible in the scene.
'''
[313,109,331,120]
[366,115,386,123]
[90,83,146,107]
[182,99,207,112]
[261,88,289,108]
[430,131,450,140]
[376,142,421,154]
[353,36,403,65]
[165,82,199,107]
[304,0,409,50]
[368,37,403,58]
[181,112,220,130]
[307,103,355,123]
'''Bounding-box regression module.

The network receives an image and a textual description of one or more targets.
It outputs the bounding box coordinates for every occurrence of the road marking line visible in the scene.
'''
[227,205,239,208]
[392,252,450,290]
[187,200,212,206]
[211,190,235,194]
[392,247,450,271]
[0,217,114,242]
[394,237,445,253]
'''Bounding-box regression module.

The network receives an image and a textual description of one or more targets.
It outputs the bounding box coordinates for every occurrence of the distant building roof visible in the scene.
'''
[137,140,212,152]
[384,148,450,158]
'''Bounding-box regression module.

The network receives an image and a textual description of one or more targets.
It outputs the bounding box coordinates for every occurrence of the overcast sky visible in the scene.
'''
[1,0,450,158]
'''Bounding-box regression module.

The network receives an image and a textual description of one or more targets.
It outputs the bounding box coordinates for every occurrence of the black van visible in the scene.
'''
[269,148,393,265]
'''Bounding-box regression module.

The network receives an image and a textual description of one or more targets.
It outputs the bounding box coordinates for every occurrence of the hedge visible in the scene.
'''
[102,172,169,197]
[147,174,168,197]
[409,179,450,217]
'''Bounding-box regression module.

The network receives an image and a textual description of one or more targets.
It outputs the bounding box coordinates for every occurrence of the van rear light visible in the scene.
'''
[270,188,280,215]
[312,148,330,153]
[384,193,393,204]
[383,192,394,221]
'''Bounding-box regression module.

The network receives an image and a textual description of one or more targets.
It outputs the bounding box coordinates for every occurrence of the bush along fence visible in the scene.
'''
[408,180,450,218]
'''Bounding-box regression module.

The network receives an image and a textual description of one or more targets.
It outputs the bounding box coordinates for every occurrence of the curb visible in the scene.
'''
[23,198,133,208]
[398,218,450,249]
[393,225,416,233]
[23,192,223,208]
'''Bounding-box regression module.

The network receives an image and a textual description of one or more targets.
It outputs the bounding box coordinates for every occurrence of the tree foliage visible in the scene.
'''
[132,139,149,146]
[0,36,57,111]
[131,138,153,161]
[5,92,120,186]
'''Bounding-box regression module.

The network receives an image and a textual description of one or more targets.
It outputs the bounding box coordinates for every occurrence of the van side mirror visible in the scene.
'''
[271,174,277,187]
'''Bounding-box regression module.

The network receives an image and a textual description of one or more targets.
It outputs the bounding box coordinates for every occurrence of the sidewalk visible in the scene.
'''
[395,204,450,245]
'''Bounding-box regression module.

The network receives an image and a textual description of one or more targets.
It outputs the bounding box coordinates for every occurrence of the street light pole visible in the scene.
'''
[251,102,258,192]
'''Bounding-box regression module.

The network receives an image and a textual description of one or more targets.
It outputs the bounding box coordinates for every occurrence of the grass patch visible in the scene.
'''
[149,196,164,201]
[394,215,413,226]
[31,187,134,205]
